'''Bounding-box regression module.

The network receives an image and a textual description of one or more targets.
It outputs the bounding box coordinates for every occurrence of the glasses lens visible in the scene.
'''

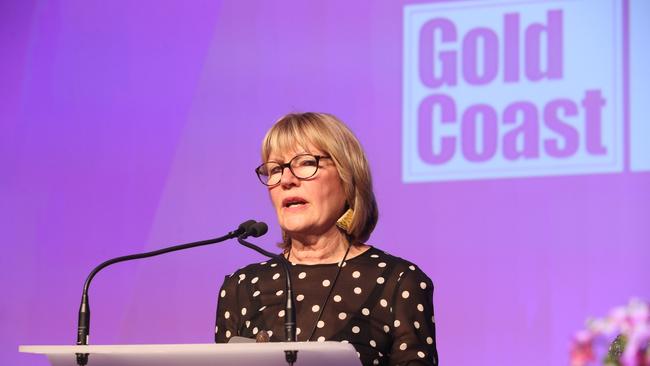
[256,155,322,186]
[290,155,319,179]
[258,162,283,185]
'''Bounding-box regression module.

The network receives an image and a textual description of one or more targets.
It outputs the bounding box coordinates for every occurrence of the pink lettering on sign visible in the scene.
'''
[415,9,608,165]
[404,0,625,182]
[417,89,607,164]
[418,10,563,87]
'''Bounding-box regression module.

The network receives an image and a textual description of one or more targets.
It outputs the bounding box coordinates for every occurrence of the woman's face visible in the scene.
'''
[267,147,347,239]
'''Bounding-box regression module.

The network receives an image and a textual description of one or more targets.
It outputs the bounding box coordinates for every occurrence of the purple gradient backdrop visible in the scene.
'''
[1,1,648,365]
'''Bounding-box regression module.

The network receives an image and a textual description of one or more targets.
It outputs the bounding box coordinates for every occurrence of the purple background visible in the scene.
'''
[1,1,648,365]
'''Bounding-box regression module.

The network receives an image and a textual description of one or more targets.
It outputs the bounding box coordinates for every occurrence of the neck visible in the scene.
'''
[287,227,349,265]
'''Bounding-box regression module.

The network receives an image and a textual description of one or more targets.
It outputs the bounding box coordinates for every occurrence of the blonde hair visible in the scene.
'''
[261,112,378,248]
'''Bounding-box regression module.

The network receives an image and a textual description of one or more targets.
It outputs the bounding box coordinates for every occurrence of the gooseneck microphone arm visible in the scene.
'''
[74,220,257,366]
[237,222,298,365]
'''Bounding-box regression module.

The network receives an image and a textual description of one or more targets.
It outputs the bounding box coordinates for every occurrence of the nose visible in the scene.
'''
[279,165,300,187]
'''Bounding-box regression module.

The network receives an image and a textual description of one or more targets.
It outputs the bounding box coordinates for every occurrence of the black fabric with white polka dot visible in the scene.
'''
[215,247,438,366]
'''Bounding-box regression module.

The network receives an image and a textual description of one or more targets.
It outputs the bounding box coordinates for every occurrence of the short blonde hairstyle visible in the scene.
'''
[261,112,378,248]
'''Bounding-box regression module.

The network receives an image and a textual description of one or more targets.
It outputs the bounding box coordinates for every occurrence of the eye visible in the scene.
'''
[294,156,318,167]
[269,165,284,175]
[300,159,317,166]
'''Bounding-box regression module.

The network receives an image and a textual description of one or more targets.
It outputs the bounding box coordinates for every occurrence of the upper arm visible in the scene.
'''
[388,266,438,366]
[214,273,242,343]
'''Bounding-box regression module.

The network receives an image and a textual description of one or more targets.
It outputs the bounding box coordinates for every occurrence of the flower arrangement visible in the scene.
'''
[571,298,650,366]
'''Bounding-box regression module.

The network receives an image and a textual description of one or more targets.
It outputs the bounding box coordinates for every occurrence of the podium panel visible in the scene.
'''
[19,342,361,366]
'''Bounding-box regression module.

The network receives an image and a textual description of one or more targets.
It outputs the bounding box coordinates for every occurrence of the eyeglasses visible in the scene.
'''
[255,154,331,186]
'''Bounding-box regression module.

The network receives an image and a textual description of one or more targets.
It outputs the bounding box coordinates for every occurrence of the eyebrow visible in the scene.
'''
[267,151,313,162]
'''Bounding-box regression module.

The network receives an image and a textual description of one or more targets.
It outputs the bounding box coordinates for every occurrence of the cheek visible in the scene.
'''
[317,180,347,214]
[269,190,283,210]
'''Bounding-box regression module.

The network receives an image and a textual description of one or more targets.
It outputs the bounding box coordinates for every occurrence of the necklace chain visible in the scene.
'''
[287,243,352,341]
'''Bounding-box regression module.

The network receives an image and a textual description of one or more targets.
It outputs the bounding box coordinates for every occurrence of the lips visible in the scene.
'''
[282,196,308,208]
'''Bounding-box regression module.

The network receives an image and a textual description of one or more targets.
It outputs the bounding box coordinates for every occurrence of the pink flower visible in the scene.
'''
[571,298,650,366]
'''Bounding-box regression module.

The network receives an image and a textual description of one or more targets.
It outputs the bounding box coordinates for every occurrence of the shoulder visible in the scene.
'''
[363,246,434,286]
[364,246,428,274]
[221,257,284,286]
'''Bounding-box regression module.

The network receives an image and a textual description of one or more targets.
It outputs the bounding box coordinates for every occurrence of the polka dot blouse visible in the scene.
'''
[215,246,438,366]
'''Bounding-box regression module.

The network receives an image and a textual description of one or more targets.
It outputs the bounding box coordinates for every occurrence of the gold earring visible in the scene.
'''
[336,208,354,234]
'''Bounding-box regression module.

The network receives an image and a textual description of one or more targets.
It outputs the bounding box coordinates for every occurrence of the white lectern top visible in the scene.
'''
[19,342,361,366]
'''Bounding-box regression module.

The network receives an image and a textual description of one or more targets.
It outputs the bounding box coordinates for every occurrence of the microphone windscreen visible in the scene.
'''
[250,222,268,237]
[237,220,257,235]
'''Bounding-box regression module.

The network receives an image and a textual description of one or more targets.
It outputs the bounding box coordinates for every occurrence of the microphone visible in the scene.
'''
[74,220,258,366]
[236,222,298,365]
[241,221,268,239]
[236,220,258,236]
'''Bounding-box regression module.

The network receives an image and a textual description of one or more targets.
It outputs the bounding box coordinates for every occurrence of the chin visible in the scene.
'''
[279,217,306,231]
[281,224,310,236]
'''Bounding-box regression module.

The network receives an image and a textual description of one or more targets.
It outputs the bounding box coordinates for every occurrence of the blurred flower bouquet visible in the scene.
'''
[571,298,650,366]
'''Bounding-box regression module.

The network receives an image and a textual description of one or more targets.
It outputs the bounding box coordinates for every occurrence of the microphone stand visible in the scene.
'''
[74,221,256,366]
[237,232,298,365]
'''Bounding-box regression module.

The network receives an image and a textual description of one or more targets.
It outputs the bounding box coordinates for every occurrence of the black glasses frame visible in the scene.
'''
[255,154,331,186]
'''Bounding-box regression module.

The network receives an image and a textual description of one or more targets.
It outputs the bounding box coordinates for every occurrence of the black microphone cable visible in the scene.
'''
[74,220,257,366]
[237,222,298,366]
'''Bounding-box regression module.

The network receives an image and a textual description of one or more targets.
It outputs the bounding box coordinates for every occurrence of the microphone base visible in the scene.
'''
[284,350,298,365]
[76,352,89,366]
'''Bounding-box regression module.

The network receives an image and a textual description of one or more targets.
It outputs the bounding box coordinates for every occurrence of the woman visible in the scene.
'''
[215,113,438,366]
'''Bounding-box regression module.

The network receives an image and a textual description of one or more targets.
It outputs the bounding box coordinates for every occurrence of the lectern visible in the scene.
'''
[19,342,361,366]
